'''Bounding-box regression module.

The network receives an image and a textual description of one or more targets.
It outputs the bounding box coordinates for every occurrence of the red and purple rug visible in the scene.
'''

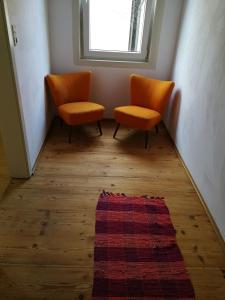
[92,192,195,299]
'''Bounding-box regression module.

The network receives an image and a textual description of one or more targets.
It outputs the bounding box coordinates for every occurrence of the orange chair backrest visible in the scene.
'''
[130,74,175,114]
[46,71,92,107]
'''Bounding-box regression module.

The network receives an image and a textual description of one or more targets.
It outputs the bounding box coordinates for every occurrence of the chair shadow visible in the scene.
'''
[165,89,182,142]
[113,127,160,156]
[70,125,104,148]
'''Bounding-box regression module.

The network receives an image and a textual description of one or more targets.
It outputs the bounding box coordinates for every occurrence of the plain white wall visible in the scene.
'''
[6,0,53,171]
[165,0,225,240]
[48,0,183,117]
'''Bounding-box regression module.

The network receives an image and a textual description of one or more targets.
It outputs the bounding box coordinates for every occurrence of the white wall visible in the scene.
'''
[165,0,225,240]
[6,0,53,171]
[48,0,183,117]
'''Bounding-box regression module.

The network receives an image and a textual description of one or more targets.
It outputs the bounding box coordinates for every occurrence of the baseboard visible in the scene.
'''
[171,140,225,253]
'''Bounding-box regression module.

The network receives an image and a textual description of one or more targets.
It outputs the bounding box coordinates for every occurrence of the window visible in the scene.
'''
[80,0,157,63]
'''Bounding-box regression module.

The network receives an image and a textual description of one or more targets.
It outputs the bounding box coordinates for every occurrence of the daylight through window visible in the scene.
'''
[80,0,157,62]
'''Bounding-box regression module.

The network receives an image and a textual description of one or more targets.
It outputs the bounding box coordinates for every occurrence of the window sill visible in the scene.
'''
[74,56,156,69]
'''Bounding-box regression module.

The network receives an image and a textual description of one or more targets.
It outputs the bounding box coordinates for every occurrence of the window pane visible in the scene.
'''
[134,0,147,52]
[89,0,132,52]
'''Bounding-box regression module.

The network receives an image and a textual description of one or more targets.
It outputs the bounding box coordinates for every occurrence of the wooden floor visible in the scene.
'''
[0,119,224,300]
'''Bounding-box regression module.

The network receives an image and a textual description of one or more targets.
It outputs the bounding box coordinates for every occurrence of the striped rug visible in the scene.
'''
[92,192,195,299]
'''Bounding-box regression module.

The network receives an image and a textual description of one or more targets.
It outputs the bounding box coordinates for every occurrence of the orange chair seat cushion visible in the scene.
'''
[114,105,161,130]
[58,102,105,126]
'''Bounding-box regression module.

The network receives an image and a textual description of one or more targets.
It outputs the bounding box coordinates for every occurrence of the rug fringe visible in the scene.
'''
[101,190,164,200]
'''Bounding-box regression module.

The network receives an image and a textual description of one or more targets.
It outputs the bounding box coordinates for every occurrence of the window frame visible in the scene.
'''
[73,0,163,68]
[81,0,156,62]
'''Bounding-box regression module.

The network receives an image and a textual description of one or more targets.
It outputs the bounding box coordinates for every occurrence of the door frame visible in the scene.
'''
[0,0,31,178]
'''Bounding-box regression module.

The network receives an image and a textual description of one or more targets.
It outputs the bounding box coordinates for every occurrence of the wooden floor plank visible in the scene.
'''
[187,267,225,300]
[0,120,224,299]
[0,265,92,300]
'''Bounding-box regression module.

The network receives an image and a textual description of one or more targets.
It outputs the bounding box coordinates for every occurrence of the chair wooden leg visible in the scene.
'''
[113,123,120,138]
[60,118,63,128]
[97,121,102,136]
[145,131,149,149]
[68,125,73,143]
[155,125,159,134]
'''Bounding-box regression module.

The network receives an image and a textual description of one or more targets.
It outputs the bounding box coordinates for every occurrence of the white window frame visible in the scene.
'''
[73,0,163,68]
[81,0,157,62]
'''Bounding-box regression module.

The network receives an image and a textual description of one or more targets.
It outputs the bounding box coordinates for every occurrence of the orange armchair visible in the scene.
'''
[113,74,175,148]
[46,71,105,142]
